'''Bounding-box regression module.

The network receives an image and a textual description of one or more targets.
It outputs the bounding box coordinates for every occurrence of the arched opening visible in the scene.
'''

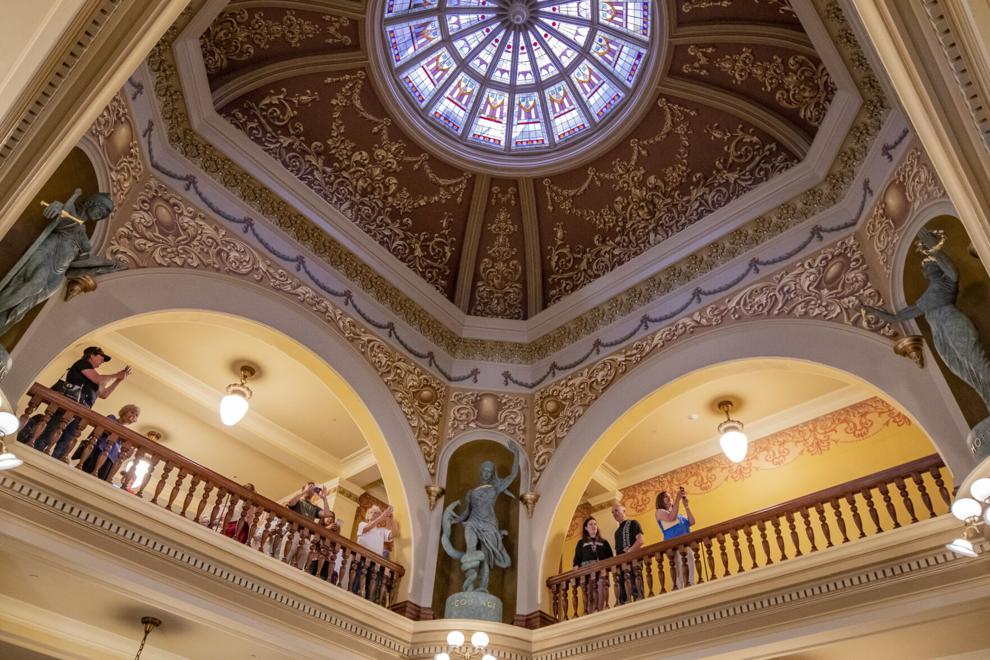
[525,319,969,614]
[5,268,429,597]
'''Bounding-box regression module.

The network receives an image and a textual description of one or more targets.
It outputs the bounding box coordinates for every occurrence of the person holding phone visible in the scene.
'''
[655,486,697,589]
[287,481,330,521]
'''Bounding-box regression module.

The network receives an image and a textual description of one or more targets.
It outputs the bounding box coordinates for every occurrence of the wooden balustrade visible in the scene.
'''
[17,384,404,607]
[546,454,952,621]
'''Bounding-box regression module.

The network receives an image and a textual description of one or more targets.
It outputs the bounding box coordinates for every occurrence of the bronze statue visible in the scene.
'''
[440,443,519,593]
[0,190,123,379]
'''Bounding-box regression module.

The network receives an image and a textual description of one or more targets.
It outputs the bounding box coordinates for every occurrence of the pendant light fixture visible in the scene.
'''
[716,399,748,463]
[219,364,256,426]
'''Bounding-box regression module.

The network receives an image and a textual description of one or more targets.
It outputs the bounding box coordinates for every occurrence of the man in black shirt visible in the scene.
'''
[287,482,331,521]
[612,503,644,604]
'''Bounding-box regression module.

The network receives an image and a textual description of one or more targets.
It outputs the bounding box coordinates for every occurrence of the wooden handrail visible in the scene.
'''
[546,453,951,620]
[19,383,403,603]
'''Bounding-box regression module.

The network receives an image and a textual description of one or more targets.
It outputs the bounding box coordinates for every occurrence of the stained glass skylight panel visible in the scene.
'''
[469,88,509,147]
[386,17,441,66]
[590,32,646,86]
[431,73,480,134]
[598,1,650,38]
[378,0,655,157]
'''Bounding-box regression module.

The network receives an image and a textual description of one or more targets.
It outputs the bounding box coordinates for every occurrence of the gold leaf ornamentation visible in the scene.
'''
[693,47,835,126]
[224,75,469,294]
[108,178,446,474]
[543,98,797,304]
[447,391,528,448]
[471,186,524,319]
[532,237,894,482]
[88,92,143,214]
[200,9,334,74]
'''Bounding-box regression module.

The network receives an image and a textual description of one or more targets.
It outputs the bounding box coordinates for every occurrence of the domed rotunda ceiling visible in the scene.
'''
[192,0,845,324]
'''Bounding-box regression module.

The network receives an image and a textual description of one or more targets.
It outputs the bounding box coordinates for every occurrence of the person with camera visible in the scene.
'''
[655,486,697,589]
[33,346,131,458]
[352,504,396,602]
[287,481,331,521]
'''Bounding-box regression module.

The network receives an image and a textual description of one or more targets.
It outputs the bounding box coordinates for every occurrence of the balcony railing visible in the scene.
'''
[17,383,404,607]
[547,454,952,621]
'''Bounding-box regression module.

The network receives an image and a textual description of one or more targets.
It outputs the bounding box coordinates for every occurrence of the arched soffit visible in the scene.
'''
[438,428,532,490]
[526,318,972,609]
[6,267,427,590]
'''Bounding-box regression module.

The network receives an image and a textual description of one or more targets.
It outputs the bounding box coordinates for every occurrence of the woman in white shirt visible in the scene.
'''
[352,505,395,600]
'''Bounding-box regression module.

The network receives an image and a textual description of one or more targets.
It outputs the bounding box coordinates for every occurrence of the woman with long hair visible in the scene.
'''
[655,487,696,589]
[572,516,614,613]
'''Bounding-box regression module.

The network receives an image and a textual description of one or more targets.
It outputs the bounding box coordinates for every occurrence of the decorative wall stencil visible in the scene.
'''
[470,186,524,320]
[543,97,798,304]
[681,46,834,126]
[864,147,947,273]
[223,73,470,295]
[531,237,894,482]
[88,91,143,213]
[200,8,350,75]
[447,391,528,448]
[681,0,796,16]
[108,178,447,474]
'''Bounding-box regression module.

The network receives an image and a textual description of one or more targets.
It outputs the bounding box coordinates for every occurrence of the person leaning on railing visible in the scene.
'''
[611,503,644,604]
[71,403,140,481]
[655,487,697,589]
[572,516,613,613]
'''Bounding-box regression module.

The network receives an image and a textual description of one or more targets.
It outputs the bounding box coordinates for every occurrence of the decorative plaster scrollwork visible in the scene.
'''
[543,97,797,304]
[531,237,894,482]
[681,0,796,15]
[108,178,446,474]
[88,92,143,213]
[224,75,469,294]
[447,391,528,448]
[471,186,524,320]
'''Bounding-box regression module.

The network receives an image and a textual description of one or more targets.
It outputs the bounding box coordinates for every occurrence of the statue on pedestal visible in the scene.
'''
[0,190,123,380]
[440,443,519,621]
[863,228,990,459]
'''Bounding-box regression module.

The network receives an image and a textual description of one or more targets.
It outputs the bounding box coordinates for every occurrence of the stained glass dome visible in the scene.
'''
[371,0,661,172]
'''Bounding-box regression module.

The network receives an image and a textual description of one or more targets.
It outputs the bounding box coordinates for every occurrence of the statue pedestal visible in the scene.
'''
[444,592,502,622]
[968,417,990,462]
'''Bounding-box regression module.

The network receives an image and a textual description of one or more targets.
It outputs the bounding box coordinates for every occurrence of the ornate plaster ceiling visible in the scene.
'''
[195,0,839,322]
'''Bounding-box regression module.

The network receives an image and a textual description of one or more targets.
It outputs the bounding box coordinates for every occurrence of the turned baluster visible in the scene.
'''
[59,418,88,463]
[643,554,655,597]
[814,502,833,548]
[799,508,818,552]
[106,442,134,484]
[43,411,71,456]
[692,541,704,585]
[258,511,276,553]
[653,552,666,595]
[180,474,201,516]
[195,482,214,523]
[729,529,743,575]
[152,461,174,505]
[570,577,580,617]
[85,429,116,473]
[244,502,263,543]
[622,560,635,600]
[910,471,936,518]
[844,493,866,539]
[716,533,730,578]
[73,430,99,469]
[550,583,561,621]
[27,403,57,448]
[785,511,803,557]
[893,476,918,524]
[770,517,788,561]
[861,488,882,533]
[598,568,611,610]
[18,394,42,428]
[743,525,758,570]
[135,455,160,498]
[120,449,143,491]
[292,529,311,567]
[666,549,679,591]
[579,573,591,615]
[166,468,187,511]
[930,466,951,506]
[207,488,227,529]
[829,499,849,543]
[757,520,773,566]
[877,482,900,529]
[703,537,718,580]
[281,522,299,563]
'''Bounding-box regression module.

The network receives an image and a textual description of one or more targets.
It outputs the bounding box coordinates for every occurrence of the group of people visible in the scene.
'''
[573,487,696,611]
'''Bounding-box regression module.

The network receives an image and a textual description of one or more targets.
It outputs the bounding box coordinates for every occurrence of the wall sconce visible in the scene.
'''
[716,399,748,463]
[219,364,256,426]
[436,630,495,660]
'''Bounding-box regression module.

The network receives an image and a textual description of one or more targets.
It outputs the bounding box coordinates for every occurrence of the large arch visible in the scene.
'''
[4,267,433,600]
[522,318,974,614]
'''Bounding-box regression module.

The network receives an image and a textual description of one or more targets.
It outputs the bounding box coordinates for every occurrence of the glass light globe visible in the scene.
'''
[950,497,982,521]
[471,631,490,648]
[219,392,249,426]
[482,654,496,660]
[0,411,19,436]
[719,429,749,463]
[435,654,450,660]
[969,477,990,502]
[945,537,978,557]
[0,451,23,471]
[446,630,465,647]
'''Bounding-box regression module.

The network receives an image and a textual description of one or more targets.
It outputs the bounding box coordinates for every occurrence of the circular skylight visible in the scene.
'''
[371,0,661,173]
